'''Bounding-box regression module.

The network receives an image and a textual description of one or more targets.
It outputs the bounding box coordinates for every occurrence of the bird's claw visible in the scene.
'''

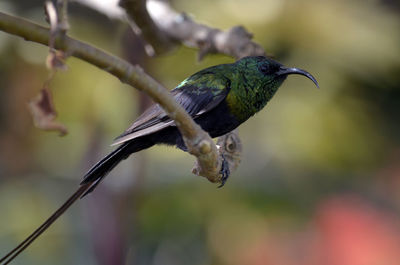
[218,154,230,188]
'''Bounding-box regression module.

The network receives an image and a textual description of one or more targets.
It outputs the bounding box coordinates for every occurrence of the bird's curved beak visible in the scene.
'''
[276,67,319,88]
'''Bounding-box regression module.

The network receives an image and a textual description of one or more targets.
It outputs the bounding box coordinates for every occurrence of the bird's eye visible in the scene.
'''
[259,63,281,75]
[258,64,273,75]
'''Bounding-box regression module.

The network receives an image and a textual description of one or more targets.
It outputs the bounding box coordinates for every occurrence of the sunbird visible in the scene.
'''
[0,55,318,264]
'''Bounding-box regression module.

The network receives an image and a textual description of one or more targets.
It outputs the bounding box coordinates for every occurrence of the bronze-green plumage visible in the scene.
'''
[0,56,318,265]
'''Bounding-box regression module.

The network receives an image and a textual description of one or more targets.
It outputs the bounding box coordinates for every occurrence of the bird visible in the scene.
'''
[0,55,318,264]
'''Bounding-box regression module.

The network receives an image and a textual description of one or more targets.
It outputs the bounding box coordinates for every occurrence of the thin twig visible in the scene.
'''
[119,0,175,55]
[56,0,70,33]
[123,0,266,60]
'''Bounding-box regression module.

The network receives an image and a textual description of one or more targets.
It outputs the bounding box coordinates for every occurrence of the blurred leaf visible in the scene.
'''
[28,87,68,136]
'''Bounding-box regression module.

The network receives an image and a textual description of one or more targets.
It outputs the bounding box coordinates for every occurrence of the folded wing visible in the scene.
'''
[112,69,232,146]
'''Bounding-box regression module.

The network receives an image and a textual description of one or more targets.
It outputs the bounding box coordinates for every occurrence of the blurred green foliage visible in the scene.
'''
[1,0,400,264]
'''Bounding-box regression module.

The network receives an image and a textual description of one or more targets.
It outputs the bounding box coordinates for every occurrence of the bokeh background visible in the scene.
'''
[1,0,400,264]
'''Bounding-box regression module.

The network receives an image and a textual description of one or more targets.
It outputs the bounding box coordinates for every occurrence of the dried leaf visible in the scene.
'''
[46,50,68,71]
[216,130,242,171]
[28,88,68,136]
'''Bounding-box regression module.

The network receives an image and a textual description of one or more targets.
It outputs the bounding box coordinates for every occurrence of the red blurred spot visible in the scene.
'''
[312,195,400,265]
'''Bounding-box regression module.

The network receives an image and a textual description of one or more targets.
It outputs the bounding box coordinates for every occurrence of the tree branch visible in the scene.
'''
[0,11,223,183]
[119,0,175,55]
[123,0,266,60]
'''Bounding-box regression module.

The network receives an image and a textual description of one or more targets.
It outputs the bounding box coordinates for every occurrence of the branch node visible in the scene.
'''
[198,139,212,155]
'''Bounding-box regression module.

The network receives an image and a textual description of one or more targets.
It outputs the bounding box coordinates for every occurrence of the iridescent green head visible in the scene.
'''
[227,56,319,122]
[237,56,319,90]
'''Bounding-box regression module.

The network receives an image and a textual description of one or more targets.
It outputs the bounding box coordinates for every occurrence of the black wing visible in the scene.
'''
[112,70,231,146]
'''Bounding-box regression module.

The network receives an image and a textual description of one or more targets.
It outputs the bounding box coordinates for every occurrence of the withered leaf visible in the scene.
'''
[28,88,68,136]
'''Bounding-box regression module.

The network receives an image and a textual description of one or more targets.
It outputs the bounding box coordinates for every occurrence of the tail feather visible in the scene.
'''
[81,143,130,184]
[80,139,153,197]
[0,138,154,264]
[80,142,131,197]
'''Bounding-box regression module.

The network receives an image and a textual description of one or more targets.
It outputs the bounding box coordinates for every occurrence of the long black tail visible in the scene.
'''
[80,142,135,197]
[0,140,153,265]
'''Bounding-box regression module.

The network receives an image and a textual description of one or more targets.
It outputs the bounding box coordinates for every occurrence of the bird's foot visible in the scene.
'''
[218,154,230,188]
